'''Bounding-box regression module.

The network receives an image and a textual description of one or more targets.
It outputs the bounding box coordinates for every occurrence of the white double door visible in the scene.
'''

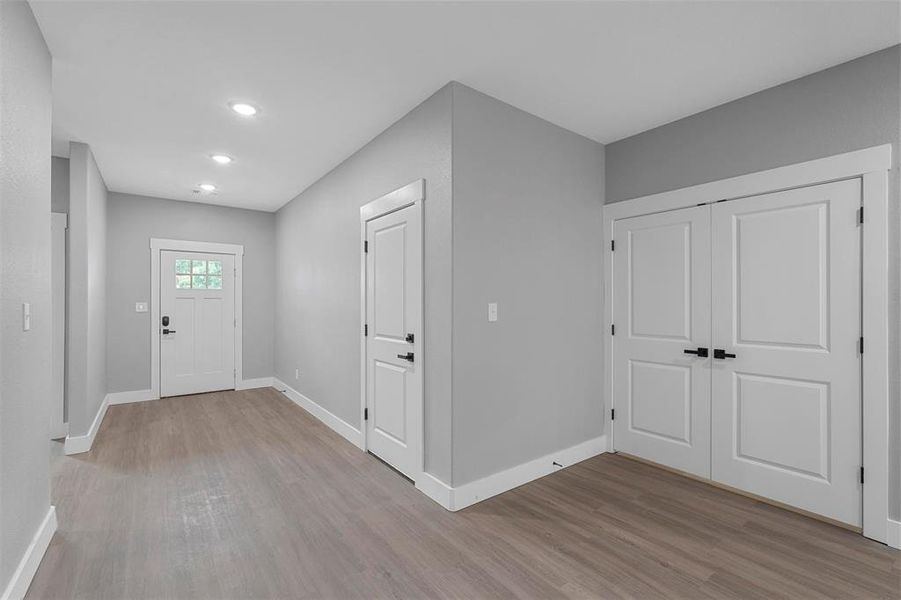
[160,250,236,397]
[364,203,422,480]
[612,179,862,526]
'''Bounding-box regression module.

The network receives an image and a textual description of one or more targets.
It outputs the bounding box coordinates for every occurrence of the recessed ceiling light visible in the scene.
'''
[229,102,258,117]
[210,154,233,165]
[198,183,216,192]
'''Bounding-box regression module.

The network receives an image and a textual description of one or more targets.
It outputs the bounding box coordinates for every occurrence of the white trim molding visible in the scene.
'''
[150,238,245,401]
[273,378,364,449]
[888,519,901,550]
[237,377,274,391]
[107,389,155,405]
[418,436,607,511]
[64,393,110,455]
[0,506,57,600]
[602,144,893,545]
[359,179,426,482]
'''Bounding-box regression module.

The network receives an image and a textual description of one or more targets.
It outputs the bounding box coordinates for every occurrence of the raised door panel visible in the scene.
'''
[711,179,861,526]
[365,203,421,480]
[160,251,236,397]
[612,206,711,478]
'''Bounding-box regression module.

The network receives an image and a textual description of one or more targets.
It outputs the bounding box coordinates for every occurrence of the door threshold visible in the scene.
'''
[367,451,414,484]
[615,452,861,533]
[160,388,235,399]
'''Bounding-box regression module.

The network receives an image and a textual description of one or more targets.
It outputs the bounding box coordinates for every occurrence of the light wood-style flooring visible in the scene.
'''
[28,388,900,599]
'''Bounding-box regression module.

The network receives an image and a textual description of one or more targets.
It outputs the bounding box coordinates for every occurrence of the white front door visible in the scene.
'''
[710,179,862,526]
[160,251,236,397]
[612,205,712,478]
[365,203,422,480]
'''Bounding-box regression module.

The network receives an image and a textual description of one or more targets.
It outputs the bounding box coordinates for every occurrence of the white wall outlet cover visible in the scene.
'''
[135,302,149,313]
[22,302,31,331]
[488,302,498,322]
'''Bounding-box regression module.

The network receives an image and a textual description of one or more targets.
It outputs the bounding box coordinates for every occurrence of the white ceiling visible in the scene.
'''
[32,1,900,212]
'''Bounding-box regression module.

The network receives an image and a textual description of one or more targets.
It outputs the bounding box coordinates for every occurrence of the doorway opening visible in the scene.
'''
[359,180,425,482]
[150,239,244,399]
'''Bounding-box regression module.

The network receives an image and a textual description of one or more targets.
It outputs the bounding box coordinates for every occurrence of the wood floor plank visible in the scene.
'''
[26,388,900,599]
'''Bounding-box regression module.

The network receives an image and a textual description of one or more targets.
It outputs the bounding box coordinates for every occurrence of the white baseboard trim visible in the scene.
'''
[0,506,57,600]
[887,518,901,550]
[237,376,274,391]
[64,394,110,455]
[273,378,363,449]
[107,389,155,405]
[417,435,608,512]
[452,435,607,511]
[415,472,454,510]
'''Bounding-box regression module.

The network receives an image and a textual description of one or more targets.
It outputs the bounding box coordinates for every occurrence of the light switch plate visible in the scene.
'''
[22,302,30,331]
[135,302,148,313]
[488,302,498,322]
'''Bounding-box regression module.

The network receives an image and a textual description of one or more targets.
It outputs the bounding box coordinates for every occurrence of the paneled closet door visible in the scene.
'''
[612,205,712,479]
[710,179,862,527]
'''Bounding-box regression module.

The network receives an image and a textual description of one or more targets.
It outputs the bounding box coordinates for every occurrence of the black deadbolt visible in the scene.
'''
[162,315,170,326]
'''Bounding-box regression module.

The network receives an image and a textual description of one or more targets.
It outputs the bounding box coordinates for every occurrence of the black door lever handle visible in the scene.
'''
[162,329,177,335]
[713,349,736,359]
[397,352,414,362]
[683,347,709,357]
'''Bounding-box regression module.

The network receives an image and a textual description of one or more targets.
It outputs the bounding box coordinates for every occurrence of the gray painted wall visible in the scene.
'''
[67,142,108,437]
[606,45,901,518]
[450,84,605,486]
[51,156,69,213]
[275,85,454,482]
[0,0,53,589]
[106,192,276,392]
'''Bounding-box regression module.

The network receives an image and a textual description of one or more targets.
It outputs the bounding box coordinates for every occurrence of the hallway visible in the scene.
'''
[27,389,900,599]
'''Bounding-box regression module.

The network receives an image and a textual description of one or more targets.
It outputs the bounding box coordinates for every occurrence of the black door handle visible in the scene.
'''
[397,352,414,362]
[683,347,709,357]
[162,329,177,335]
[713,349,736,359]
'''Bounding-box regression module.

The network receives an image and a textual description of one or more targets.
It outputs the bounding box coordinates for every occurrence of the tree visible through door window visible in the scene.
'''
[175,258,223,289]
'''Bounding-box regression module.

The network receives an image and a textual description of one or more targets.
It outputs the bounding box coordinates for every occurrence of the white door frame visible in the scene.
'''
[150,238,244,400]
[602,144,893,545]
[359,179,425,481]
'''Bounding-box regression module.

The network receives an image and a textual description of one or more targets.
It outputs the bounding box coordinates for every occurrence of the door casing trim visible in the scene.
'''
[359,179,425,483]
[601,144,893,545]
[150,238,244,401]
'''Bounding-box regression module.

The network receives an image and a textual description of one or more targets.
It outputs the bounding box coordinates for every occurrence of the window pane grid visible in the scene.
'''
[175,259,223,289]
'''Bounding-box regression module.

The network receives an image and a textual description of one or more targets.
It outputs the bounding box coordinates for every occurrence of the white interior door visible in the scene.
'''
[50,213,67,439]
[711,179,862,526]
[612,205,712,478]
[160,251,236,397]
[365,203,422,480]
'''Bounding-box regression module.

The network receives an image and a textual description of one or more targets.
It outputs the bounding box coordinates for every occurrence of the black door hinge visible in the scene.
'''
[859,336,864,354]
[860,466,865,484]
[364,408,368,421]
[611,324,615,336]
[611,240,615,252]
[611,408,616,421]
[364,240,368,253]
[859,207,864,224]
[364,324,368,337]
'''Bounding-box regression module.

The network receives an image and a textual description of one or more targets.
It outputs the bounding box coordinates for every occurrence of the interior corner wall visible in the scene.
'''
[67,142,108,437]
[605,45,901,520]
[274,84,454,483]
[0,0,53,590]
[106,192,276,393]
[449,83,606,487]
